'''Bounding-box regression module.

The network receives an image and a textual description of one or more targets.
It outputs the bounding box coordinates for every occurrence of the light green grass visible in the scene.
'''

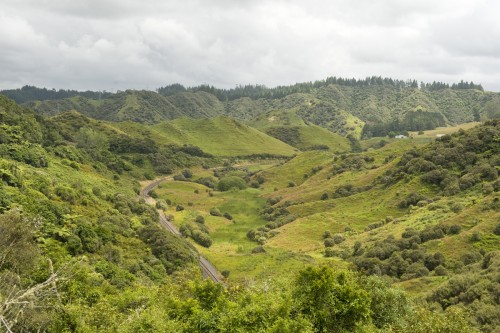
[153,117,297,156]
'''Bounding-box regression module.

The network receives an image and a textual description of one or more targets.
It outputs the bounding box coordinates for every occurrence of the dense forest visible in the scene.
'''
[157,77,484,101]
[0,85,113,104]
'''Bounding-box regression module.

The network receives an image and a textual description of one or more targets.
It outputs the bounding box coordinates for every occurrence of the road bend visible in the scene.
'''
[141,177,222,284]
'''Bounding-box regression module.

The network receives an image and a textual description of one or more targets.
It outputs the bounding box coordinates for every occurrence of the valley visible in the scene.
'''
[0,80,498,332]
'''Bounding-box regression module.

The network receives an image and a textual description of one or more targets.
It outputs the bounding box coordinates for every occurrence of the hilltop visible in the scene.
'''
[5,77,500,141]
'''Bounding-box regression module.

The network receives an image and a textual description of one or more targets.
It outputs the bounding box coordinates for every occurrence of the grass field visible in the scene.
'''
[154,178,314,280]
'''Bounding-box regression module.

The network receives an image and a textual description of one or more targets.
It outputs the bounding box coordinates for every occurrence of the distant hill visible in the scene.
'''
[18,78,500,140]
[24,90,225,124]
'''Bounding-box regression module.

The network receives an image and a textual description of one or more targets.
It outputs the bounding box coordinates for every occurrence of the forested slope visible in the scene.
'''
[9,77,500,141]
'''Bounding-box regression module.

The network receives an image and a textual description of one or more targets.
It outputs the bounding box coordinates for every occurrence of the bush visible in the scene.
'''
[324,247,336,257]
[332,234,346,243]
[251,246,266,254]
[493,223,500,236]
[176,204,184,211]
[192,230,212,248]
[398,192,427,208]
[223,212,233,220]
[195,215,205,224]
[217,176,247,191]
[181,169,193,179]
[210,208,222,216]
[324,238,336,247]
[448,224,462,234]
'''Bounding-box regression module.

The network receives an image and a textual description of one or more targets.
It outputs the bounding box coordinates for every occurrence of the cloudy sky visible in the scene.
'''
[1,0,500,91]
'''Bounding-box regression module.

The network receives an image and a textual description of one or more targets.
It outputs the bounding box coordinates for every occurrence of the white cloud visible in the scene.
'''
[1,0,499,91]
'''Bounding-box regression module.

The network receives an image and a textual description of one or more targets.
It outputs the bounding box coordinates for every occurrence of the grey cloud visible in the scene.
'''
[1,0,499,91]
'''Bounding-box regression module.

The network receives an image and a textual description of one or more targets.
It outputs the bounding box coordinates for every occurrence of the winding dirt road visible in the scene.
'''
[140,178,222,283]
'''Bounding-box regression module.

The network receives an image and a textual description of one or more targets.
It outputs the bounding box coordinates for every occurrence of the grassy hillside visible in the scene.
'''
[248,109,352,151]
[148,116,297,157]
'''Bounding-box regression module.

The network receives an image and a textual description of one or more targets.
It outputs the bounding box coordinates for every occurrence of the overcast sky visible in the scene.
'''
[1,0,500,92]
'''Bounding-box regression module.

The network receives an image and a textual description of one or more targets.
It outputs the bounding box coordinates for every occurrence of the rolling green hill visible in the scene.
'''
[19,78,500,141]
[26,89,225,124]
[150,116,297,156]
[247,109,352,151]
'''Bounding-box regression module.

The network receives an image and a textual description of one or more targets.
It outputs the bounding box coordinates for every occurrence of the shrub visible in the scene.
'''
[332,234,346,244]
[217,176,247,191]
[223,212,233,220]
[324,247,336,257]
[448,224,462,234]
[182,169,193,179]
[251,246,266,254]
[493,223,500,236]
[324,238,336,247]
[398,192,427,208]
[192,230,212,248]
[176,204,184,211]
[210,208,222,216]
[195,215,205,224]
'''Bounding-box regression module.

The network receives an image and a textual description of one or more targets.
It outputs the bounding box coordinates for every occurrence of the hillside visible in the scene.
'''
[15,78,500,141]
[0,94,493,332]
[247,109,351,151]
[113,116,297,157]
[0,95,204,331]
[25,90,225,124]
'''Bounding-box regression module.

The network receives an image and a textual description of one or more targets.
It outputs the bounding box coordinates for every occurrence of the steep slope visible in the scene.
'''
[27,90,225,124]
[0,95,202,331]
[149,116,298,156]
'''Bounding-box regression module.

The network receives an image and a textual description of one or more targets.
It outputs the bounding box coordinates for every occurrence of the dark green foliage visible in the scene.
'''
[293,267,370,332]
[0,85,112,103]
[216,176,246,191]
[251,245,266,254]
[209,208,222,216]
[398,192,427,208]
[266,126,301,146]
[493,223,500,236]
[138,224,196,273]
[428,251,500,332]
[385,119,500,195]
[191,230,212,247]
